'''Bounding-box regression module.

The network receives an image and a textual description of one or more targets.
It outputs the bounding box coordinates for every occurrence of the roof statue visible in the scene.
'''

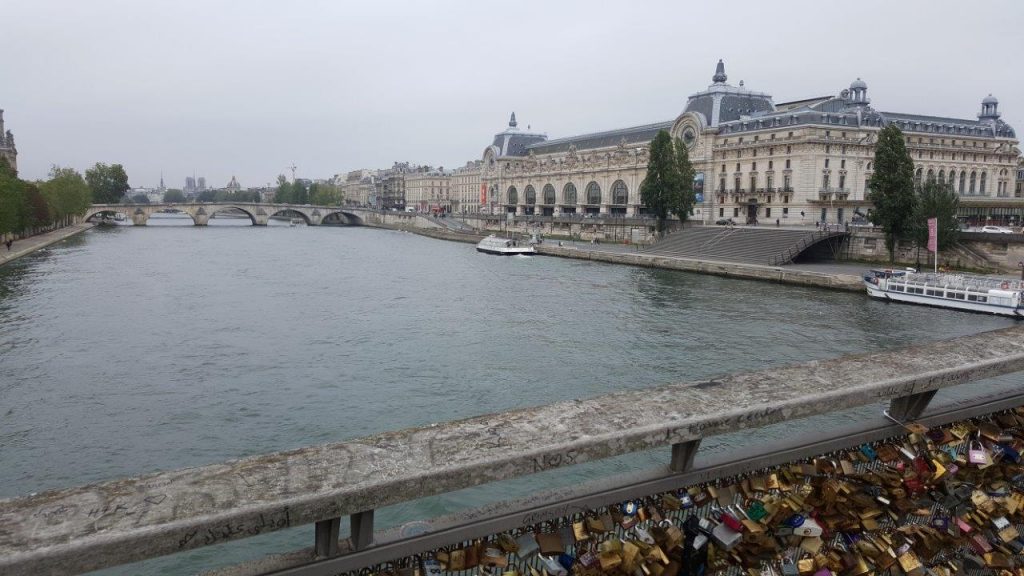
[712,59,727,84]
[509,112,517,129]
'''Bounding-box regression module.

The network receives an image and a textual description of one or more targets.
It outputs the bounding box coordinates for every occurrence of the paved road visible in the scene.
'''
[0,223,95,266]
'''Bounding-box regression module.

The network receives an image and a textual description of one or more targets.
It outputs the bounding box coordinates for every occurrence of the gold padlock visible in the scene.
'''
[897,551,923,576]
[572,520,589,542]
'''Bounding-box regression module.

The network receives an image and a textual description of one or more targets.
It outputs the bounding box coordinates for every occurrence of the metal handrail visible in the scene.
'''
[3,326,1024,575]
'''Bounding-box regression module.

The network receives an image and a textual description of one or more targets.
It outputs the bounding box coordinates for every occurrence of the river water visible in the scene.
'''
[0,215,1017,574]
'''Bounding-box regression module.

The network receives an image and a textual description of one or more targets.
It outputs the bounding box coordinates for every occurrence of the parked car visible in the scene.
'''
[715,218,735,225]
[980,225,1014,234]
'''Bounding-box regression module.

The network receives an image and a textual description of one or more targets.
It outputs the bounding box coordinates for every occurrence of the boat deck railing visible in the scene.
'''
[902,272,1020,292]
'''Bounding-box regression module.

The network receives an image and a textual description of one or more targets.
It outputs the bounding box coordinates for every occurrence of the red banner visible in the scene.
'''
[927,218,937,252]
[480,183,487,205]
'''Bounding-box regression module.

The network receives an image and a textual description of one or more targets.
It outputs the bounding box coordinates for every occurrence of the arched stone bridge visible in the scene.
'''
[85,203,368,226]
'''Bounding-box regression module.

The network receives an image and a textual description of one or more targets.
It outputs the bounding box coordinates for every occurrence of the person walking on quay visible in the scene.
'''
[4,239,11,251]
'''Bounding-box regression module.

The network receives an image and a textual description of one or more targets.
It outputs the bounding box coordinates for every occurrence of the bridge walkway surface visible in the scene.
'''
[641,227,848,266]
[1,326,1023,575]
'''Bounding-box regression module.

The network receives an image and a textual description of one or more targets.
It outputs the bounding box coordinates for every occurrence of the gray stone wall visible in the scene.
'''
[845,229,1024,272]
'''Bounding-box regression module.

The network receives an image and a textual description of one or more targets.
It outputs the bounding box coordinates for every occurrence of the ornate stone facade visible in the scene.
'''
[451,160,481,214]
[480,62,1021,225]
[0,109,17,172]
[404,168,452,212]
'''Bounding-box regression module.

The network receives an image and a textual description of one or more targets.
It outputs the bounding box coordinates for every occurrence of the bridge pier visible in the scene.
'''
[192,208,209,226]
[131,212,148,226]
[253,214,269,226]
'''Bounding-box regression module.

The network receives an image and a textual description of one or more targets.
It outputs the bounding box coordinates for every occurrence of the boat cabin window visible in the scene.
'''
[892,284,904,292]
[949,292,965,300]
[926,289,941,296]
[966,294,987,303]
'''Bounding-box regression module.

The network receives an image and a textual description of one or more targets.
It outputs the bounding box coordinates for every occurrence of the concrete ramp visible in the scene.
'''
[643,226,847,265]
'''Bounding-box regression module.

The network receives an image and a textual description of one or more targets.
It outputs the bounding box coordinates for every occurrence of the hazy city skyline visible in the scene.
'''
[2,0,1021,189]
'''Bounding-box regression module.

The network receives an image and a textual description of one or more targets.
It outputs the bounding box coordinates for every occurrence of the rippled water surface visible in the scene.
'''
[0,217,1016,574]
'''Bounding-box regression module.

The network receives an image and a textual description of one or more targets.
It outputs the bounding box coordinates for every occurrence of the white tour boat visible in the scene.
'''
[863,269,1024,317]
[476,235,536,256]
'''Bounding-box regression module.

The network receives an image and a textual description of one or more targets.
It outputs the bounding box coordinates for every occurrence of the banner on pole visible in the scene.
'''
[927,218,937,253]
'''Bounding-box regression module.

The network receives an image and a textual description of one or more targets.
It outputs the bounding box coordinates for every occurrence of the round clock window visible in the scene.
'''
[682,127,697,148]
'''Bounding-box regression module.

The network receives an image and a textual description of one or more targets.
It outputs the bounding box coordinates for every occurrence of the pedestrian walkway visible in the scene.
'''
[0,223,95,266]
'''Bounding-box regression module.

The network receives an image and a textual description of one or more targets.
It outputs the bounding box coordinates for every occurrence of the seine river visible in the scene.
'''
[0,215,1016,574]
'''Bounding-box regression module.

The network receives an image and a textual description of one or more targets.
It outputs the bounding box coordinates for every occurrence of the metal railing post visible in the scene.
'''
[669,439,701,473]
[888,390,938,421]
[350,510,375,551]
[315,518,341,557]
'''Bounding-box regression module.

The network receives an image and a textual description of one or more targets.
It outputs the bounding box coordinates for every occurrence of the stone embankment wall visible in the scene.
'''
[538,245,864,292]
[467,216,662,244]
[845,229,1024,272]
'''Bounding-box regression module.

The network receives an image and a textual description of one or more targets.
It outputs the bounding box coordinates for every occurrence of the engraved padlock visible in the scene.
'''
[968,440,991,466]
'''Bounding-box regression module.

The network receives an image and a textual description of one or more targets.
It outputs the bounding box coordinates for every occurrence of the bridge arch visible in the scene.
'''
[206,205,259,225]
[319,209,363,226]
[265,207,312,225]
[84,207,133,222]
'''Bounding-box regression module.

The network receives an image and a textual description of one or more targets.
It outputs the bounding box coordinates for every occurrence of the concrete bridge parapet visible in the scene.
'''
[85,203,369,227]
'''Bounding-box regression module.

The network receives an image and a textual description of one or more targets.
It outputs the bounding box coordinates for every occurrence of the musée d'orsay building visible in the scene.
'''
[479,61,1020,225]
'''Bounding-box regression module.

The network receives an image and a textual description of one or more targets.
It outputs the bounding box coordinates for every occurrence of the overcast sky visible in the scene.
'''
[2,0,1021,189]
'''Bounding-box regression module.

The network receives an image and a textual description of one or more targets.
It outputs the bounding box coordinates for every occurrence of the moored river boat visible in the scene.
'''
[476,235,536,256]
[863,269,1024,317]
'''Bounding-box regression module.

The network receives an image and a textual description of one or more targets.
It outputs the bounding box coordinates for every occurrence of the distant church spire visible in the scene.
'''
[509,112,517,128]
[712,59,727,84]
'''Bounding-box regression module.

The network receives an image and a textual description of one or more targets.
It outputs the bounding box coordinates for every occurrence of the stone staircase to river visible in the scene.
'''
[642,226,846,266]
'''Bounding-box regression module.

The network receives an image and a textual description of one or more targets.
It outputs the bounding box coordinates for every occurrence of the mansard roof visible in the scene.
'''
[490,112,547,157]
[717,95,1016,139]
[525,120,673,155]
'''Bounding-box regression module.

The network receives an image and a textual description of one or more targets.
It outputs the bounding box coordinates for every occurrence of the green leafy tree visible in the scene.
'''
[131,193,150,204]
[868,125,917,262]
[671,137,697,226]
[163,189,185,203]
[40,167,91,227]
[24,183,50,229]
[274,174,292,203]
[640,130,683,235]
[0,167,28,236]
[310,182,343,206]
[196,189,218,202]
[292,180,309,204]
[912,181,960,254]
[85,163,130,204]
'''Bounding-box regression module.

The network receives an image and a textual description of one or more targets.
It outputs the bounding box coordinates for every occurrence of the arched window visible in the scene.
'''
[543,184,555,205]
[612,180,628,205]
[969,171,976,194]
[914,168,923,184]
[980,172,986,194]
[524,185,536,205]
[586,181,601,205]
[958,172,966,193]
[926,169,935,184]
[562,183,577,205]
[507,186,518,205]
[938,170,945,184]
